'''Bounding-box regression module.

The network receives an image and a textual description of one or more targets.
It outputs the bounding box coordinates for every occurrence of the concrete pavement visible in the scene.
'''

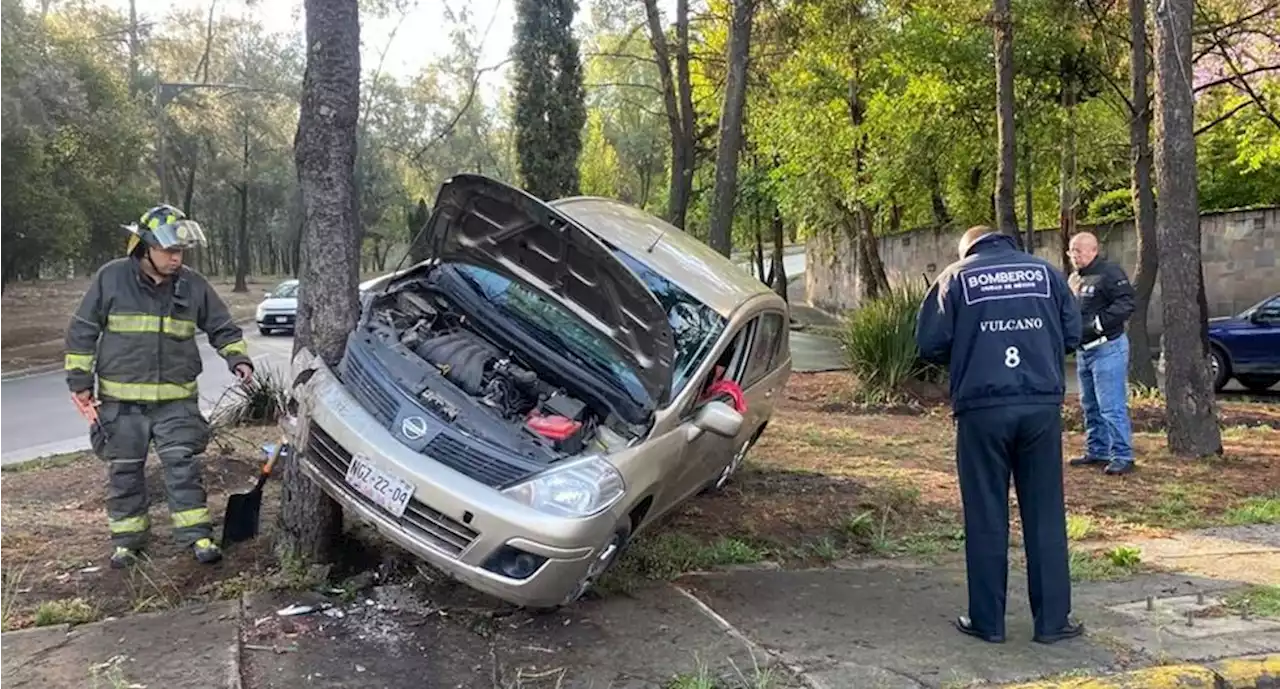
[0,332,296,465]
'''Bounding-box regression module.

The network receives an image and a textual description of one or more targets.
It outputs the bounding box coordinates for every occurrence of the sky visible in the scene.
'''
[101,0,520,100]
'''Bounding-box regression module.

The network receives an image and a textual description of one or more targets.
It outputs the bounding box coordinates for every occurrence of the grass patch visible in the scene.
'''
[1223,585,1280,618]
[666,654,780,689]
[1223,494,1280,525]
[33,597,99,627]
[1130,485,1212,529]
[1069,546,1144,582]
[1066,514,1097,541]
[601,533,770,593]
[2,564,29,631]
[0,450,92,474]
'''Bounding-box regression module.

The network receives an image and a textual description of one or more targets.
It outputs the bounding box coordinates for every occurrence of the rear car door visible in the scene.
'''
[1234,296,1280,373]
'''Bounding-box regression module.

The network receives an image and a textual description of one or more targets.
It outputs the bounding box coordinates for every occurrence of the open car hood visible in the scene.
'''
[424,174,676,406]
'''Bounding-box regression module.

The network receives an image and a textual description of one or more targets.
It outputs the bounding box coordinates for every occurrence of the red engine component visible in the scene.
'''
[701,379,747,413]
[526,411,583,441]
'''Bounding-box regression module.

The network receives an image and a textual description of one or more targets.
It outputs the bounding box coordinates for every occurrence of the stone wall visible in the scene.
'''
[805,206,1280,338]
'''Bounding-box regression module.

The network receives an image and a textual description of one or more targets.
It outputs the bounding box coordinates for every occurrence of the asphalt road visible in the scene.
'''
[0,332,297,465]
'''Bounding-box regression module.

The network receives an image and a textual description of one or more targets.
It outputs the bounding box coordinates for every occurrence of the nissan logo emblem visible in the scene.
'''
[401,416,428,441]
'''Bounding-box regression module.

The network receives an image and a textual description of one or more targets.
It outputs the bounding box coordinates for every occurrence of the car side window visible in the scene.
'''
[683,323,754,420]
[742,312,785,388]
[1259,298,1280,321]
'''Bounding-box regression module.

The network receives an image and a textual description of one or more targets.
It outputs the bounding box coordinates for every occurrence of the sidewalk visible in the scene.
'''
[5,535,1277,688]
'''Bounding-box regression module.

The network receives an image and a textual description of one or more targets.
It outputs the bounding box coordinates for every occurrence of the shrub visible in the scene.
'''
[840,282,941,403]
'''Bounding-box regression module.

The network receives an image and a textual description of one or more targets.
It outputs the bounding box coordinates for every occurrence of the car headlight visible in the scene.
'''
[256,303,266,321]
[501,456,625,518]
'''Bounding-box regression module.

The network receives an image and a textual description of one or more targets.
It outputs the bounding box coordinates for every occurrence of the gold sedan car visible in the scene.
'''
[289,174,791,609]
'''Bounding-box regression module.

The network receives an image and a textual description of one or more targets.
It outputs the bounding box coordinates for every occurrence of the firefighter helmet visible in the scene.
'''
[125,204,208,255]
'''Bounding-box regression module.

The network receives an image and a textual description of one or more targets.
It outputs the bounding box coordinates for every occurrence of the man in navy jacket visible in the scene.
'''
[916,226,1083,644]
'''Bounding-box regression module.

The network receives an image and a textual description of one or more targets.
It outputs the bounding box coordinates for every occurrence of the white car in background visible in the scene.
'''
[256,279,299,335]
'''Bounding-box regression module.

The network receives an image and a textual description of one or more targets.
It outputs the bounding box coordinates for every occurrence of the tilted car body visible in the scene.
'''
[1207,292,1280,392]
[288,175,791,609]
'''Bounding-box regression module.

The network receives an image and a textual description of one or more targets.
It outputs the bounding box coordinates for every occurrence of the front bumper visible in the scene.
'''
[291,353,617,609]
[258,312,296,329]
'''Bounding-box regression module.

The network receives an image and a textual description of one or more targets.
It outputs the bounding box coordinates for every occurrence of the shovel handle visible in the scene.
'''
[261,436,288,477]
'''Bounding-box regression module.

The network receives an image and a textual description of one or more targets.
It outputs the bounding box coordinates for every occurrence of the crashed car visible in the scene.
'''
[289,174,791,609]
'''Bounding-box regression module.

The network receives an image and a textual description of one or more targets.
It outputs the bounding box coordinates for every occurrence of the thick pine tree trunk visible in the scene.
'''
[708,0,756,257]
[993,0,1019,236]
[1127,0,1159,388]
[279,0,362,564]
[1153,0,1221,456]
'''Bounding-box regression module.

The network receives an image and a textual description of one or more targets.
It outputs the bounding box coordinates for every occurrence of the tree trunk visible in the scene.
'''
[929,166,951,228]
[754,223,765,282]
[234,121,250,293]
[771,205,787,301]
[1023,138,1034,252]
[642,0,695,230]
[708,0,755,257]
[1059,71,1078,270]
[860,205,889,296]
[1153,0,1221,456]
[1127,0,1159,388]
[993,0,1018,236]
[279,0,362,564]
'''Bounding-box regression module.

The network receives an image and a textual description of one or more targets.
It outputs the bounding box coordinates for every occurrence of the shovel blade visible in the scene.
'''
[221,489,263,545]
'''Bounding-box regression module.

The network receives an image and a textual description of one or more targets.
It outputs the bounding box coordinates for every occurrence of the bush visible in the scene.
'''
[840,282,941,403]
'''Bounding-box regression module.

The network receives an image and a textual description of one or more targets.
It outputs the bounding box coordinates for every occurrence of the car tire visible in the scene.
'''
[1237,375,1280,393]
[702,430,760,495]
[258,327,271,336]
[1210,347,1230,392]
[528,524,631,615]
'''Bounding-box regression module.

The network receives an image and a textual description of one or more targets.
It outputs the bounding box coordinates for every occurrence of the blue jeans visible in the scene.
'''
[1077,334,1134,464]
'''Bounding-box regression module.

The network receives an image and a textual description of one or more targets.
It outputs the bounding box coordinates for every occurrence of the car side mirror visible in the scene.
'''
[264,291,273,298]
[689,400,743,440]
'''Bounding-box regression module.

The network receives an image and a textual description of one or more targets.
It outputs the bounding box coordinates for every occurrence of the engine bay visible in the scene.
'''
[361,277,636,461]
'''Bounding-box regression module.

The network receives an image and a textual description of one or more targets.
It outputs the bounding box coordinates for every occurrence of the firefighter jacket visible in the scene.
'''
[64,257,253,402]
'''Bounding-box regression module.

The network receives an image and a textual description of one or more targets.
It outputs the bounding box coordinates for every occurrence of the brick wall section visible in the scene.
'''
[805,206,1279,339]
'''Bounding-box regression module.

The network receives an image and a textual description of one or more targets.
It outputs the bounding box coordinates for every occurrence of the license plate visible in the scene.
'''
[344,453,415,518]
[275,315,289,323]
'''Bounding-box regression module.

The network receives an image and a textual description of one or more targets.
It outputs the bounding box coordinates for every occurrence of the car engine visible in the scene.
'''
[365,283,628,457]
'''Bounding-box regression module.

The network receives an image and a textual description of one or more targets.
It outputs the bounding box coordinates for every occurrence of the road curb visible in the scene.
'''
[1000,654,1278,688]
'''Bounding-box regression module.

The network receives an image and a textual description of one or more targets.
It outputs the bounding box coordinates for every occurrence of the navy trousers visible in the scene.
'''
[956,403,1071,638]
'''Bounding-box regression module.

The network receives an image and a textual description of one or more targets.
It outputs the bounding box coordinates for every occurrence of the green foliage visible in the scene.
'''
[1085,188,1137,223]
[840,282,938,402]
[512,0,588,200]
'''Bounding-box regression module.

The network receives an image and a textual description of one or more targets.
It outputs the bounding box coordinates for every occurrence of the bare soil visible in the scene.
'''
[1,274,289,370]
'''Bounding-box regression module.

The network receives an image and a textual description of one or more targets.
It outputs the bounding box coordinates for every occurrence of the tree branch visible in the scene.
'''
[409,57,514,167]
[1193,1,1279,37]
[1210,33,1280,130]
[1194,99,1255,136]
[586,81,666,96]
[584,51,658,64]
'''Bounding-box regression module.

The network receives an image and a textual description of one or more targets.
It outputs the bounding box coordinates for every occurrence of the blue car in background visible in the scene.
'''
[1208,292,1280,392]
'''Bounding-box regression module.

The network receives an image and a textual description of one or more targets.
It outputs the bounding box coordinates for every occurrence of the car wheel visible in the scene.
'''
[258,327,271,336]
[1209,347,1230,392]
[1237,374,1280,393]
[564,525,630,606]
[706,433,758,494]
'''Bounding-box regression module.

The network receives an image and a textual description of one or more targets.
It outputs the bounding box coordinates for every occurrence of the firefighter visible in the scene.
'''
[64,204,254,569]
[915,226,1084,644]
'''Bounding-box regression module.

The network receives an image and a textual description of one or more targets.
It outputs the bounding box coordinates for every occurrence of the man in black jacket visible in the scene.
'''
[1066,231,1136,476]
[916,226,1083,645]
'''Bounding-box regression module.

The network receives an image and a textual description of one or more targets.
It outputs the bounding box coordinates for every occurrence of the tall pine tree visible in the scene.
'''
[512,0,587,200]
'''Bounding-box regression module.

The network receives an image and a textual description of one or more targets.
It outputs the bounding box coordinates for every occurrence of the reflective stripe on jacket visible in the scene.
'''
[64,257,252,402]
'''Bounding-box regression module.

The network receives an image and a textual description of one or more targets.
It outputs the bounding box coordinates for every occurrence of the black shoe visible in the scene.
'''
[1034,621,1085,644]
[1104,460,1134,475]
[953,616,1004,643]
[192,538,223,564]
[1069,455,1108,467]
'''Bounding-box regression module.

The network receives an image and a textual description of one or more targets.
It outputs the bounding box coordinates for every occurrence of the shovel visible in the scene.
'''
[221,436,288,546]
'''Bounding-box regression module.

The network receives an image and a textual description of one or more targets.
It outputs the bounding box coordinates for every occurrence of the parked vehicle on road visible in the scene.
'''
[288,174,791,610]
[256,279,299,335]
[1208,292,1280,392]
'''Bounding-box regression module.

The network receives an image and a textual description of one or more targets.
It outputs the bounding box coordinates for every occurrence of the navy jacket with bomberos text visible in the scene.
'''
[915,233,1082,414]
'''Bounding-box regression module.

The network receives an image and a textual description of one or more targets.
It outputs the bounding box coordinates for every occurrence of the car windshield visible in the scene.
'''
[449,263,647,396]
[609,248,727,397]
[1240,294,1280,318]
[270,282,299,298]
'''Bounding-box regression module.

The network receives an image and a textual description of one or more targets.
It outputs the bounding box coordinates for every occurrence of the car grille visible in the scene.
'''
[305,424,480,557]
[425,434,532,488]
[340,349,397,425]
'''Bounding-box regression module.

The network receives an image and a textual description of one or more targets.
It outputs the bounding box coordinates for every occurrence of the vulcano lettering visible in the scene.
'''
[979,318,1045,332]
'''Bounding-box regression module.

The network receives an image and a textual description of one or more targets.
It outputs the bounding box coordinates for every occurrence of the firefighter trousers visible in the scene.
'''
[90,399,213,549]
